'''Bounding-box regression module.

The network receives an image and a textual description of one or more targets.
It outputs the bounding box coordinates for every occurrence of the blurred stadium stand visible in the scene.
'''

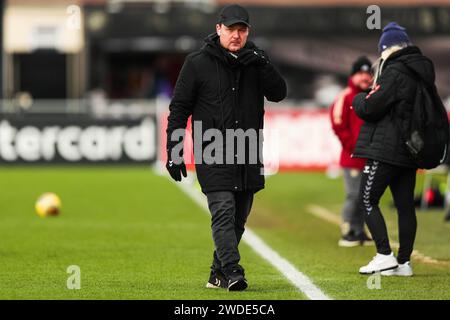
[1,0,450,165]
[2,0,450,108]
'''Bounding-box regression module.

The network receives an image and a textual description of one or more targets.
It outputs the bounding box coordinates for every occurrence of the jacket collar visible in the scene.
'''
[202,33,256,66]
[347,77,365,94]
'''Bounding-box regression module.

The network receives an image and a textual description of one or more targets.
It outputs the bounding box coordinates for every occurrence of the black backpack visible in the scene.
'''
[399,66,449,169]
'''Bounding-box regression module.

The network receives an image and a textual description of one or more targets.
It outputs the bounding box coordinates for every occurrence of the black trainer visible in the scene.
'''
[445,210,450,222]
[206,267,228,289]
[338,231,360,247]
[224,265,248,291]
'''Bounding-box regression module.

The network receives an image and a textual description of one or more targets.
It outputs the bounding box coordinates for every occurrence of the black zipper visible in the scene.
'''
[369,126,376,143]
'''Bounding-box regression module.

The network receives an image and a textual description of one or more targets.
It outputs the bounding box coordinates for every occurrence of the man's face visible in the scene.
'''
[351,71,373,91]
[216,23,249,52]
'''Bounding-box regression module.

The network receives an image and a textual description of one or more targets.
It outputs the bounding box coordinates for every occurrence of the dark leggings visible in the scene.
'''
[359,159,417,264]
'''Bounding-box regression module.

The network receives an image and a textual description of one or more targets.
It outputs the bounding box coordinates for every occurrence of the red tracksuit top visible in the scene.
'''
[330,78,367,169]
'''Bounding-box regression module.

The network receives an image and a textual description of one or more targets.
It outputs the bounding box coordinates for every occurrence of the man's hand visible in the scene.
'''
[238,48,270,67]
[166,158,187,182]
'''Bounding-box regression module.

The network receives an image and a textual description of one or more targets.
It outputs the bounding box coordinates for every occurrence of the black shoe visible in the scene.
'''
[224,265,248,291]
[445,211,450,222]
[338,231,360,247]
[358,231,375,246]
[206,267,228,289]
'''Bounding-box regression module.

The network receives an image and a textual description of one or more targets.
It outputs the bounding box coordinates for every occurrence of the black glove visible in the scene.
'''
[166,150,187,182]
[238,48,270,67]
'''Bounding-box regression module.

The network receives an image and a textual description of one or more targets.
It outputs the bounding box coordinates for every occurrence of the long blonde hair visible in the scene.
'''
[372,43,409,87]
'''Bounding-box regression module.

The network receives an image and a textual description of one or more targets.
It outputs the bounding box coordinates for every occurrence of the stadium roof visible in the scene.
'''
[217,0,450,5]
[7,0,450,6]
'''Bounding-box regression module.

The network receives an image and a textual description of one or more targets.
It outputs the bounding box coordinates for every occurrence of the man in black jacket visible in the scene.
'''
[166,4,287,291]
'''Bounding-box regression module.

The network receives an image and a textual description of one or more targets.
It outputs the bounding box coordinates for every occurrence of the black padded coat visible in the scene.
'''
[353,46,436,168]
[167,34,287,193]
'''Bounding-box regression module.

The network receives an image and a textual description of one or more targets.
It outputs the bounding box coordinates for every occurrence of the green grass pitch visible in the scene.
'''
[0,167,449,300]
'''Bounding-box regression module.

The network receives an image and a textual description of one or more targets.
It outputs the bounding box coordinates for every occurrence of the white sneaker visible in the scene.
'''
[359,252,398,274]
[381,262,413,277]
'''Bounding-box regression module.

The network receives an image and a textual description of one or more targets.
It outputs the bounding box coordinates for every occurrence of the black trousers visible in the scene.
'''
[206,191,254,269]
[359,159,417,264]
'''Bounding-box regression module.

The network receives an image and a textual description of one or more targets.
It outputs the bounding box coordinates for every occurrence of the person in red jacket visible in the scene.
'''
[330,56,374,247]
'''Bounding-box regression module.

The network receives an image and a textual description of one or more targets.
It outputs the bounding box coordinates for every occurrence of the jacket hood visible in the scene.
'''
[202,33,256,64]
[387,46,435,85]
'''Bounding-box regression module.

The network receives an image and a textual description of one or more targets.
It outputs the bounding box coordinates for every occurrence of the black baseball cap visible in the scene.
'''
[218,4,251,28]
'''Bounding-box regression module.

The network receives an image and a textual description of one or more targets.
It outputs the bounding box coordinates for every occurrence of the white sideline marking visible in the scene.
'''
[165,173,331,300]
[307,204,342,225]
[243,229,332,300]
[307,204,450,267]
